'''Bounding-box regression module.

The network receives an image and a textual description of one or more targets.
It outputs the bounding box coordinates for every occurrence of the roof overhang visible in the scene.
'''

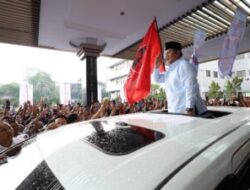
[0,0,40,47]
[0,0,250,62]
[114,0,250,62]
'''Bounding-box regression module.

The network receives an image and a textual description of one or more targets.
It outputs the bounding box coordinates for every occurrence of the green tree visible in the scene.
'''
[0,83,19,107]
[207,81,222,98]
[232,76,243,93]
[224,80,234,98]
[71,83,82,103]
[224,76,243,98]
[27,71,59,105]
[102,88,110,100]
[148,84,166,101]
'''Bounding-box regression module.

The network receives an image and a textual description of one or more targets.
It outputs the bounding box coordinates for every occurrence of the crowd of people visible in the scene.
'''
[0,92,249,157]
[205,94,250,107]
[0,98,166,156]
[2,40,250,158]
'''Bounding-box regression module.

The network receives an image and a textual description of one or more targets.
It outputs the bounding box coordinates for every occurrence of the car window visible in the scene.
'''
[16,161,64,190]
[215,175,240,190]
[232,140,250,173]
[152,110,231,119]
[237,158,250,189]
[215,158,250,190]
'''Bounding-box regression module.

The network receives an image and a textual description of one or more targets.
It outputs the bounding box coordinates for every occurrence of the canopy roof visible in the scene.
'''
[0,0,249,62]
[116,0,250,62]
[0,0,40,46]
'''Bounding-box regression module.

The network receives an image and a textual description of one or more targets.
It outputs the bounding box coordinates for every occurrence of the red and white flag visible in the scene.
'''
[124,18,164,104]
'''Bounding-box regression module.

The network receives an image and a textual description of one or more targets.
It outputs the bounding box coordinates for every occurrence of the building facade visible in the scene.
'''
[198,52,250,97]
[106,52,250,101]
[106,59,132,100]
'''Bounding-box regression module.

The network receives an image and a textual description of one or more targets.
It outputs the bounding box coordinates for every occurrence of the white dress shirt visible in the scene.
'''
[153,58,207,115]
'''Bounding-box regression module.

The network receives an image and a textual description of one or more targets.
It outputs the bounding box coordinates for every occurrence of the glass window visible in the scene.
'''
[239,159,250,188]
[236,54,245,60]
[84,121,164,155]
[214,71,218,78]
[206,70,211,77]
[215,175,239,190]
[237,70,246,77]
[17,161,64,190]
[215,158,250,190]
[152,110,231,119]
[119,78,123,85]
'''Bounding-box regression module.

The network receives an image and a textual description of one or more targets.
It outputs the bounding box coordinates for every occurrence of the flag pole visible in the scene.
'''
[154,16,165,71]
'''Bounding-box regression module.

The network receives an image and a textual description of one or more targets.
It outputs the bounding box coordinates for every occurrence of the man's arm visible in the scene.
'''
[153,55,166,83]
[180,61,197,115]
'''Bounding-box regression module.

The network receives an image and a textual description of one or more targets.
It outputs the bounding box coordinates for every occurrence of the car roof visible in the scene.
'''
[162,119,250,190]
[34,107,250,190]
[0,107,250,190]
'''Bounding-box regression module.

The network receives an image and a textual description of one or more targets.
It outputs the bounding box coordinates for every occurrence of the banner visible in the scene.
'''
[60,83,71,105]
[190,29,206,68]
[218,8,247,77]
[19,83,33,105]
[124,17,164,104]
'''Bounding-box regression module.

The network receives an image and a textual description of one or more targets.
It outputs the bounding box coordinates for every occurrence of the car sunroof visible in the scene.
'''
[151,109,231,119]
[83,121,164,155]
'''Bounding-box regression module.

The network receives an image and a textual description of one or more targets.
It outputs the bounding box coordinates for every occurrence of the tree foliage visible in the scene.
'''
[148,84,166,101]
[224,76,243,97]
[27,71,59,105]
[207,81,222,98]
[0,83,19,107]
[71,83,82,103]
[232,76,243,92]
[224,80,234,98]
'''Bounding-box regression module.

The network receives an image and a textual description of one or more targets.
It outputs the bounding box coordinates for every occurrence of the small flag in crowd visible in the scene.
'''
[218,8,247,77]
[124,17,164,104]
[190,30,206,68]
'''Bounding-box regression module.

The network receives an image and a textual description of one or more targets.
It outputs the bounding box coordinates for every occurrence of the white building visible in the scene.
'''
[106,52,250,100]
[198,52,250,97]
[106,59,132,100]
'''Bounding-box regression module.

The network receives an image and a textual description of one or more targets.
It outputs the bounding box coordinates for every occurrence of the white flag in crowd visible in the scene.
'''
[60,83,71,105]
[190,30,206,69]
[218,8,247,77]
[19,83,33,105]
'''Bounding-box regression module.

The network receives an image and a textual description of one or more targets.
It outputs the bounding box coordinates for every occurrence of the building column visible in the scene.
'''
[86,55,97,105]
[77,43,105,106]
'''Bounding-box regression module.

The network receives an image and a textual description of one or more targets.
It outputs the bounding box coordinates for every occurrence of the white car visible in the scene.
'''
[0,107,250,190]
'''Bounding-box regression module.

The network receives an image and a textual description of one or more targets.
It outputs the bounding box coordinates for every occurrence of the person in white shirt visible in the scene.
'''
[153,41,207,115]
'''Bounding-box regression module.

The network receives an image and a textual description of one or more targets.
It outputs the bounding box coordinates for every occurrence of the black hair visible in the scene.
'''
[67,113,79,124]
